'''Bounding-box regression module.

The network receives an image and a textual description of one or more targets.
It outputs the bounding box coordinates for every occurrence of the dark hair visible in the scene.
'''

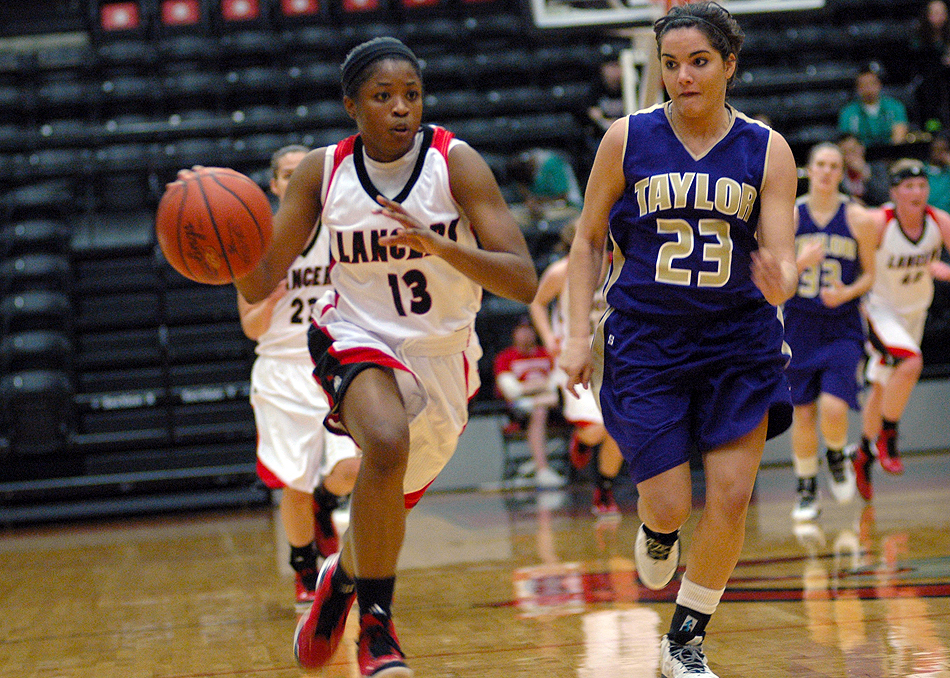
[654,1,744,77]
[889,158,927,186]
[340,37,421,99]
[858,61,884,80]
[270,144,310,179]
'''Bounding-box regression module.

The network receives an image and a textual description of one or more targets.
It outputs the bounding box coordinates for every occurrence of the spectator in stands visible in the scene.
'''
[926,130,950,212]
[584,58,626,180]
[588,58,625,135]
[493,315,567,489]
[853,159,950,501]
[837,62,909,149]
[507,148,584,214]
[838,132,891,206]
[238,145,360,614]
[910,0,950,132]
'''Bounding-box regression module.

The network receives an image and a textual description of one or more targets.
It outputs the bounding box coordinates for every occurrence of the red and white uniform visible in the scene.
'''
[551,273,607,425]
[252,224,359,493]
[865,204,944,383]
[313,126,483,496]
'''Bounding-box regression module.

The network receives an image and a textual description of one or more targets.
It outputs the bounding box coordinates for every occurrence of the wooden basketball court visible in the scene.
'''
[1,449,948,678]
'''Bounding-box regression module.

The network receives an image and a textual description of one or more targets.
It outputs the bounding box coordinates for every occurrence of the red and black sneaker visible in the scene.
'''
[294,571,317,614]
[357,606,413,677]
[591,486,620,518]
[876,429,904,475]
[853,444,874,502]
[313,497,341,559]
[568,432,594,470]
[293,553,356,669]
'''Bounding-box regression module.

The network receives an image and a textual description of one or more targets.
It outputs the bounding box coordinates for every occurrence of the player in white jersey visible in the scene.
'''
[853,159,950,500]
[238,146,360,613]
[234,38,537,678]
[530,221,624,516]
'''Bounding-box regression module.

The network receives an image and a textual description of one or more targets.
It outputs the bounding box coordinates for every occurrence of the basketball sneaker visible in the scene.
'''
[568,432,594,470]
[660,635,718,678]
[313,495,341,559]
[591,486,620,518]
[293,553,356,669]
[791,476,820,521]
[294,571,317,614]
[853,444,874,501]
[634,524,679,590]
[876,429,904,475]
[357,606,413,678]
[826,446,856,504]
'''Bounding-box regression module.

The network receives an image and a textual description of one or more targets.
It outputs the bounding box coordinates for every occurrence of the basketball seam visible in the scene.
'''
[194,172,240,282]
[173,181,200,281]
[207,172,269,248]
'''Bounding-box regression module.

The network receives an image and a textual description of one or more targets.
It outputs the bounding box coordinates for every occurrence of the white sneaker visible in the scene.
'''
[661,635,718,677]
[634,524,679,590]
[826,446,856,504]
[791,488,820,521]
[535,466,566,489]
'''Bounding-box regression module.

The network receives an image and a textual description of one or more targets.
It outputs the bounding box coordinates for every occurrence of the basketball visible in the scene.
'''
[155,166,273,285]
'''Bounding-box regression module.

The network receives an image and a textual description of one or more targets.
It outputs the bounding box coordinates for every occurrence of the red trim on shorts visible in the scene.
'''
[256,459,285,489]
[404,480,433,509]
[885,345,921,361]
[331,345,409,373]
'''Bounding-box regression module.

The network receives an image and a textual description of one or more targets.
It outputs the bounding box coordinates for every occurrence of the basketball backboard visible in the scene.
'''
[526,0,826,31]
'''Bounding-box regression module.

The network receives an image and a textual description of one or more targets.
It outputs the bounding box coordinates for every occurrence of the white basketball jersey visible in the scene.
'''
[869,205,944,314]
[320,126,482,342]
[253,223,331,360]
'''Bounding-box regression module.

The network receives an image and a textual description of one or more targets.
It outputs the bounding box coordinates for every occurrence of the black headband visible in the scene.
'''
[340,37,419,96]
[656,8,732,51]
[890,164,927,186]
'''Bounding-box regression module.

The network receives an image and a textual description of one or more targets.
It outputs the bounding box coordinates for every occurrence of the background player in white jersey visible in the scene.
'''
[785,142,877,521]
[235,37,537,678]
[853,158,950,500]
[238,145,360,612]
[560,4,798,676]
[529,222,624,515]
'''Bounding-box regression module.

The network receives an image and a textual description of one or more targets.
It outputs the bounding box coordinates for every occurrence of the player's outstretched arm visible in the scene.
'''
[236,149,326,303]
[376,143,537,303]
[530,258,568,356]
[561,118,625,396]
[753,131,798,306]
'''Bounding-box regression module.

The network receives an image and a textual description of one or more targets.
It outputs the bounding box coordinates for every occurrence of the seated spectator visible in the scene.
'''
[506,148,583,216]
[927,130,950,212]
[910,0,950,132]
[838,133,891,206]
[588,58,625,135]
[838,62,909,148]
[493,315,566,489]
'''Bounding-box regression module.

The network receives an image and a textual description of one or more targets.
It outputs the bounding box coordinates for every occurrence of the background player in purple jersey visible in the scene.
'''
[560,3,798,677]
[785,142,877,522]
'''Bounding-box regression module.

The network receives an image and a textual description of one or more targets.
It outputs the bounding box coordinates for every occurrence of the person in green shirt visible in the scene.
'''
[838,63,909,148]
[927,131,950,212]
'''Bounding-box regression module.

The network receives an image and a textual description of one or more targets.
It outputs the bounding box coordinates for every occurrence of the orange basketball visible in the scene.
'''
[155,167,273,285]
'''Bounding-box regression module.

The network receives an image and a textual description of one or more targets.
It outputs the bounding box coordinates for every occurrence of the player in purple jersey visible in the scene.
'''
[560,4,798,677]
[785,143,877,522]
